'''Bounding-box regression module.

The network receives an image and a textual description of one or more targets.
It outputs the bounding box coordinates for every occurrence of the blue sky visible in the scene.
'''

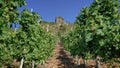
[19,0,94,23]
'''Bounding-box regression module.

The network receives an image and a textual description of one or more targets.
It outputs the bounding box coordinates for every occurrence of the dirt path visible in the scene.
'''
[37,43,78,68]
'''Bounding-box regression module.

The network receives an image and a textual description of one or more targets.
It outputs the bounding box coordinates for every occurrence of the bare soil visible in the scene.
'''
[37,44,78,68]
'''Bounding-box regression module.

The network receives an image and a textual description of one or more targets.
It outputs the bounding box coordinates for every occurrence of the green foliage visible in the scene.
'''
[61,0,120,60]
[0,0,26,26]
[0,0,56,67]
[20,9,40,32]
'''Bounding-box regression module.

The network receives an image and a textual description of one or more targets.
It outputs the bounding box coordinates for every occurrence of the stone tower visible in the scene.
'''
[55,16,64,24]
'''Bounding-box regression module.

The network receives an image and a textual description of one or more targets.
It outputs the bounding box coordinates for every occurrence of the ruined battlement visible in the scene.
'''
[55,16,65,24]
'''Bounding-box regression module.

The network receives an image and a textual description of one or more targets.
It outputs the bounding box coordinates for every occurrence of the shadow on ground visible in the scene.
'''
[56,43,87,68]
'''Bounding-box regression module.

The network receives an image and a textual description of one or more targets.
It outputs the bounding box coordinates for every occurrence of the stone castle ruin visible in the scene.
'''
[55,16,65,24]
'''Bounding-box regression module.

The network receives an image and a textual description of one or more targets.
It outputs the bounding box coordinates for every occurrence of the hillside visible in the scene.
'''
[40,17,75,38]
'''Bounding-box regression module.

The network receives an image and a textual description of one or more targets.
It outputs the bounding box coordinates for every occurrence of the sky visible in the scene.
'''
[19,0,94,23]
